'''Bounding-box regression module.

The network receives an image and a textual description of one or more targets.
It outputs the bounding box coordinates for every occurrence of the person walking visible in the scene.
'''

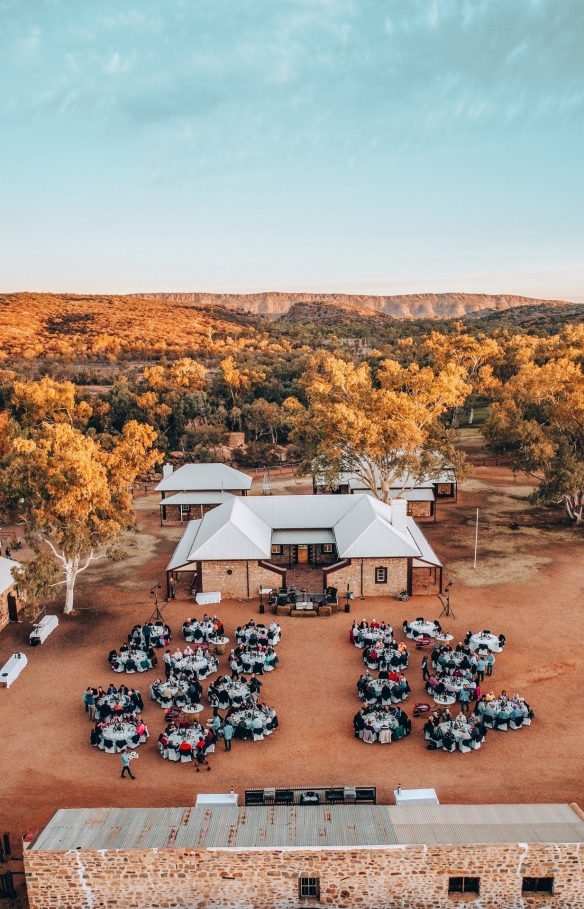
[421,656,430,681]
[223,722,233,752]
[476,657,486,683]
[120,749,135,779]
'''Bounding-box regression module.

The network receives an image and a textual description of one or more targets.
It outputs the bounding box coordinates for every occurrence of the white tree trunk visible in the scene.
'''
[63,554,80,614]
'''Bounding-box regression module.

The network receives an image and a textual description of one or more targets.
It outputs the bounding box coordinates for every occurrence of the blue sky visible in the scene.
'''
[1,0,583,300]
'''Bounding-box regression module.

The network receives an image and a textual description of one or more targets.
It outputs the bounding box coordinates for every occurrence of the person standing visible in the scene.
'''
[476,657,486,683]
[485,652,495,676]
[83,687,96,721]
[223,722,233,752]
[120,749,135,779]
[169,576,176,599]
[421,656,430,681]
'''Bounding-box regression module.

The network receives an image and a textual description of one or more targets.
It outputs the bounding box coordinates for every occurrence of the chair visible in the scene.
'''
[130,734,140,747]
[378,728,392,745]
[458,738,472,754]
[494,718,508,731]
[102,738,115,753]
[180,750,193,763]
[362,729,376,744]
[442,738,456,753]
[252,732,264,742]
[509,717,523,730]
[168,746,180,762]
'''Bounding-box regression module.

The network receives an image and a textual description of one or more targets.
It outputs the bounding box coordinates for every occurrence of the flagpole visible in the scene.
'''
[473,508,478,569]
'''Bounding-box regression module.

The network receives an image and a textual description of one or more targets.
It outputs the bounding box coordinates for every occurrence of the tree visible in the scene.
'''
[0,420,158,613]
[284,353,470,503]
[241,398,282,443]
[484,355,584,522]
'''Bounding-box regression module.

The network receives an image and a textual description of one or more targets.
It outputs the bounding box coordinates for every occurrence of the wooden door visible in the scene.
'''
[297,545,309,564]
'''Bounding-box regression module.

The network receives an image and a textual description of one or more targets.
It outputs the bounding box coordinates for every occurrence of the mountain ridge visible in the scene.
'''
[128,291,577,319]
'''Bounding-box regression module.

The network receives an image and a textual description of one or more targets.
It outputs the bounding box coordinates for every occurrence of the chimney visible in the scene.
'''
[162,464,174,480]
[391,498,408,534]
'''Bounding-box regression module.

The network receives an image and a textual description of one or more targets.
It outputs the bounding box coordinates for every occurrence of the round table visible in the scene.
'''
[150,681,194,708]
[229,708,274,738]
[236,624,281,646]
[174,653,218,679]
[95,694,138,719]
[407,619,439,638]
[361,678,407,704]
[364,647,409,670]
[209,679,252,709]
[98,722,142,753]
[360,710,404,744]
[182,620,219,643]
[162,725,205,760]
[112,649,152,673]
[433,692,457,706]
[469,632,502,653]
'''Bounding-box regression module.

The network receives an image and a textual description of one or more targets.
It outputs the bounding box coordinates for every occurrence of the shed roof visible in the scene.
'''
[160,492,236,507]
[166,520,201,571]
[155,464,252,493]
[0,557,19,596]
[31,804,584,852]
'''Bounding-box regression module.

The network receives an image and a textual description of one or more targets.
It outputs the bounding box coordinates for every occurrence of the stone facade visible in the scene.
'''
[24,841,584,909]
[327,557,408,598]
[199,560,283,599]
[0,584,16,632]
[407,500,433,518]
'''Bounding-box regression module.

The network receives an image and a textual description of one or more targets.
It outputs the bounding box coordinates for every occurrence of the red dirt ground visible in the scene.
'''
[1,466,583,904]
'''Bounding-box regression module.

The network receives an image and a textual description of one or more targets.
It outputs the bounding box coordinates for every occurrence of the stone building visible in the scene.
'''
[0,556,19,631]
[165,494,442,600]
[24,803,584,909]
[156,463,252,524]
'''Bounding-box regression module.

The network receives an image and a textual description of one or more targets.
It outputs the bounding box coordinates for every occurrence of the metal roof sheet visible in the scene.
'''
[166,520,201,571]
[156,464,252,492]
[333,496,420,559]
[161,492,237,507]
[387,803,584,845]
[406,517,442,567]
[187,497,271,561]
[31,804,584,852]
[271,529,335,544]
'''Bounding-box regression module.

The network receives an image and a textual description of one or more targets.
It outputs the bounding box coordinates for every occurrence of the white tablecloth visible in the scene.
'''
[196,591,221,605]
[408,620,438,638]
[469,633,501,653]
[99,722,141,752]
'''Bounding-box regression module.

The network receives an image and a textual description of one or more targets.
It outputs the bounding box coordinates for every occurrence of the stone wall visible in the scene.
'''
[328,557,408,598]
[199,560,282,599]
[408,500,433,518]
[0,584,15,632]
[24,842,584,909]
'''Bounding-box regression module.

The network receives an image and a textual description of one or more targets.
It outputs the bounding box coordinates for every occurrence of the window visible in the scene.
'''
[322,544,333,553]
[299,876,320,901]
[375,567,388,584]
[271,544,283,555]
[522,878,554,894]
[449,877,480,895]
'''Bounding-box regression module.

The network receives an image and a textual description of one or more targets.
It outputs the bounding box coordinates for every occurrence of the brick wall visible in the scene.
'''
[200,560,281,599]
[0,590,8,632]
[24,842,584,909]
[408,501,433,517]
[328,558,408,598]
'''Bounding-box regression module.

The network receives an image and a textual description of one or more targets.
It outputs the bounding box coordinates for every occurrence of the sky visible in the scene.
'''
[1,0,583,300]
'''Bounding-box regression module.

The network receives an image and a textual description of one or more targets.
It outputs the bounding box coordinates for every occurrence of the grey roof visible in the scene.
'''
[0,556,19,596]
[271,530,335,545]
[161,491,236,507]
[169,494,439,566]
[31,804,584,852]
[387,803,584,845]
[156,463,252,493]
[166,520,201,571]
[407,517,442,568]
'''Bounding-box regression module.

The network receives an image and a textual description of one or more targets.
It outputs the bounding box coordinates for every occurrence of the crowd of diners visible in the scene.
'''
[353,705,411,743]
[350,619,410,671]
[84,683,149,750]
[235,620,281,646]
[182,614,225,643]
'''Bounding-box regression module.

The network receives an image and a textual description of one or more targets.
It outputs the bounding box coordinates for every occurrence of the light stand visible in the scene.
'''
[148,582,165,623]
[438,581,454,619]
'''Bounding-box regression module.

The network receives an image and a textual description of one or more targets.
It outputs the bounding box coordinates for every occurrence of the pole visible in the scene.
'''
[473,508,478,569]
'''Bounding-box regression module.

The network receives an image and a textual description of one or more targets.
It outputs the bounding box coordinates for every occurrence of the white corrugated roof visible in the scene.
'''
[156,463,252,492]
[0,557,19,596]
[167,520,202,571]
[160,491,236,507]
[187,498,271,561]
[407,517,442,567]
[334,496,420,559]
[170,494,441,565]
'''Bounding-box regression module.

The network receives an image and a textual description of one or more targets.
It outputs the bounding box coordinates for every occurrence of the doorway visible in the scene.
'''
[7,594,18,622]
[297,545,309,564]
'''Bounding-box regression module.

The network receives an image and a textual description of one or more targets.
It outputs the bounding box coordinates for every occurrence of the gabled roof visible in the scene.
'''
[0,557,19,596]
[334,496,420,559]
[187,497,271,561]
[167,520,202,572]
[160,491,236,507]
[155,463,252,492]
[407,517,442,568]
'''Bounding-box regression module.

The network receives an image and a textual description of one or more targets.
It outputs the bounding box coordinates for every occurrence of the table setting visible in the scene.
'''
[208,678,252,709]
[97,721,142,753]
[111,649,152,673]
[95,693,139,720]
[160,724,205,761]
[235,622,281,646]
[469,631,503,653]
[360,677,408,705]
[228,706,275,740]
[359,709,408,744]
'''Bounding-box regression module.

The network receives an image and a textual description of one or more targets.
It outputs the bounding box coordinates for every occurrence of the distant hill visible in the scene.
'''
[130,291,575,319]
[463,302,584,333]
[278,300,392,326]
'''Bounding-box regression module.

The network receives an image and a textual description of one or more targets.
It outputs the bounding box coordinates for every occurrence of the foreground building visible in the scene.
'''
[165,494,442,599]
[24,803,584,908]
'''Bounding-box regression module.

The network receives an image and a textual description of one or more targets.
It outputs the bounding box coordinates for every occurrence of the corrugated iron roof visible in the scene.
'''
[31,804,584,852]
[156,464,252,492]
[161,492,236,507]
